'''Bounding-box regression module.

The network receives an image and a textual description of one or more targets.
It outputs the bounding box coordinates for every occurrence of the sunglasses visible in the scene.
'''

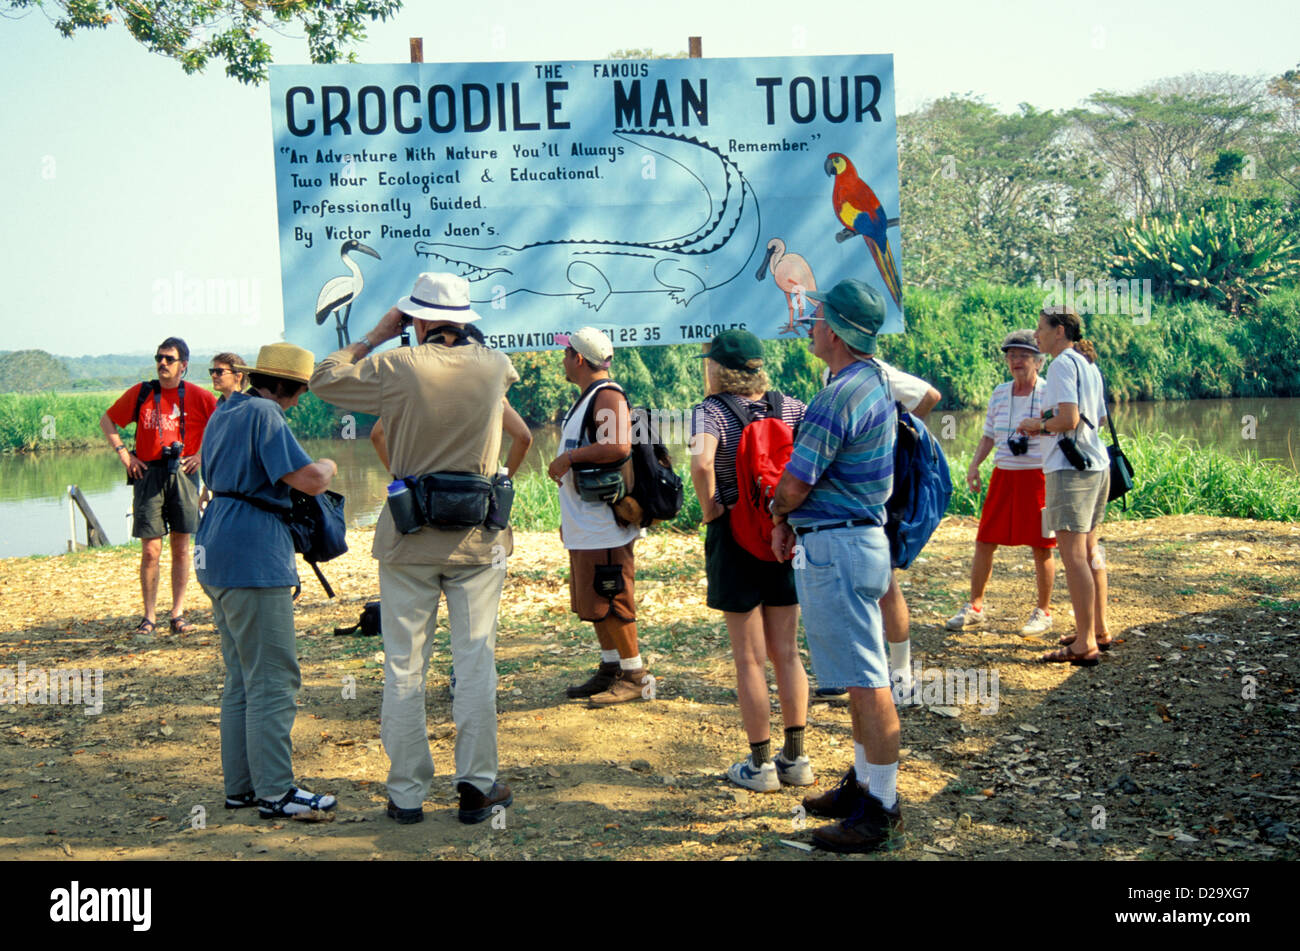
[155,354,180,364]
[208,367,232,377]
[795,317,823,336]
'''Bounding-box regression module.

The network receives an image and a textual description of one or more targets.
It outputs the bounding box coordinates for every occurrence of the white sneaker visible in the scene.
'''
[945,603,985,630]
[773,752,815,787]
[1020,608,1054,636]
[727,756,780,792]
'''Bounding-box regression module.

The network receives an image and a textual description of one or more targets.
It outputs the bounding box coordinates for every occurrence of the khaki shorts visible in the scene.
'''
[568,543,636,623]
[1044,469,1110,534]
[133,467,201,538]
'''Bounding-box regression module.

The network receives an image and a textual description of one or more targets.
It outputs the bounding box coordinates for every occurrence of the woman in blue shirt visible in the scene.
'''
[196,343,340,818]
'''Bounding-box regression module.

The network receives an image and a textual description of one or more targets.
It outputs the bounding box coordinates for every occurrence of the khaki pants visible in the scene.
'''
[202,583,300,801]
[379,560,506,808]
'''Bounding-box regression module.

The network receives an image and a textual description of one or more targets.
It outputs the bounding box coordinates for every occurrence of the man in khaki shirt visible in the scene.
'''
[310,272,521,825]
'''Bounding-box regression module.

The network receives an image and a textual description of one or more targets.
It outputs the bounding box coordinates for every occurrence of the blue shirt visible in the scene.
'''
[195,392,313,588]
[785,360,895,527]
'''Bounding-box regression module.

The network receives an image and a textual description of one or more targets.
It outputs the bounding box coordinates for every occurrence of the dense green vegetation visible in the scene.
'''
[505,431,1300,533]
[6,284,1300,447]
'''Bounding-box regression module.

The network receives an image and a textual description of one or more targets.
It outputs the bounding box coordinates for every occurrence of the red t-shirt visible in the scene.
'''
[106,382,218,462]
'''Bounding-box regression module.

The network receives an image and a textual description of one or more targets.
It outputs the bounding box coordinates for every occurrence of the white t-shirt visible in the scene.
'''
[1042,348,1108,474]
[557,381,641,551]
[821,358,932,412]
[983,379,1048,470]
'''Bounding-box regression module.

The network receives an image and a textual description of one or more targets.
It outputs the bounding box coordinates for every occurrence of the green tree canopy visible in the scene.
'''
[4,0,402,84]
[0,349,73,392]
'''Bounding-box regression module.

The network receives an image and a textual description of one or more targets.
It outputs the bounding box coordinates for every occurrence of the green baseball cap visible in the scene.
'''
[700,328,764,370]
[807,279,887,354]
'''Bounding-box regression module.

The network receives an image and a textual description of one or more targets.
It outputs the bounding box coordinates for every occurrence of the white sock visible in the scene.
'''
[854,743,870,790]
[620,654,643,671]
[600,649,620,663]
[888,640,911,681]
[865,761,898,810]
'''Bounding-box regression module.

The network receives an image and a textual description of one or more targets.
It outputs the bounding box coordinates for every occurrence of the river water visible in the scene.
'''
[1,397,1297,559]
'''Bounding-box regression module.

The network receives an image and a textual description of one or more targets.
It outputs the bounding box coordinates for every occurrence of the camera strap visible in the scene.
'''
[133,380,186,452]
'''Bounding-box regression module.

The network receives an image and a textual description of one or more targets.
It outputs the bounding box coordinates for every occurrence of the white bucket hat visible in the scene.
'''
[396,272,482,324]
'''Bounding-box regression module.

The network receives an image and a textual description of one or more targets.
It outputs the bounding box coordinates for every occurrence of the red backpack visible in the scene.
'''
[713,392,793,562]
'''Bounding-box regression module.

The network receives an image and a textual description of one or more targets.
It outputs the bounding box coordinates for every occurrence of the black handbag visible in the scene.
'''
[1098,372,1134,509]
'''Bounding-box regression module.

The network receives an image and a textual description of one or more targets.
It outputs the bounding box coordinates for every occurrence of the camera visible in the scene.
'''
[1007,433,1030,456]
[161,441,185,474]
[1057,435,1091,471]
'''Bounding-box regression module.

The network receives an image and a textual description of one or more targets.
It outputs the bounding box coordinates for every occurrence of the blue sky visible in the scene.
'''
[1,0,1296,356]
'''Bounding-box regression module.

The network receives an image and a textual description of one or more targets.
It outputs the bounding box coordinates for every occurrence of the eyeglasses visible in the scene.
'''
[795,317,822,337]
[208,368,231,377]
[155,354,180,364]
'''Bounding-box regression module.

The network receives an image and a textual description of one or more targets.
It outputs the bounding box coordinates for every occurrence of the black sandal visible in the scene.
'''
[133,618,156,636]
[258,786,338,819]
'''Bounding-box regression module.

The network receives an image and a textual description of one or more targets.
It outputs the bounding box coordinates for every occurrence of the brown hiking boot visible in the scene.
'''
[802,767,864,818]
[587,668,655,707]
[565,661,621,699]
[811,793,904,853]
[457,781,513,824]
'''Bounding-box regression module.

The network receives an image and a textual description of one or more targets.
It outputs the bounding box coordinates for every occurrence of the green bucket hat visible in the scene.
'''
[700,328,764,370]
[807,279,887,354]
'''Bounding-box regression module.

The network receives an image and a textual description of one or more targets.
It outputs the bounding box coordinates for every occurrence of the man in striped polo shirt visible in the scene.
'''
[770,278,903,853]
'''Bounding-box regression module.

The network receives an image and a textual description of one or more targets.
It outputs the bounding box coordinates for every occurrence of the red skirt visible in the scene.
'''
[976,467,1056,549]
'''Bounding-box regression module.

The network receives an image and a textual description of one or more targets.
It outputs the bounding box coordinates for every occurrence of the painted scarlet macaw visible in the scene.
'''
[825,152,902,309]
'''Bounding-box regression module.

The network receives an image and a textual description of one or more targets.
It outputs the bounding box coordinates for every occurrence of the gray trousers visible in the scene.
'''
[201,583,300,800]
[378,560,505,808]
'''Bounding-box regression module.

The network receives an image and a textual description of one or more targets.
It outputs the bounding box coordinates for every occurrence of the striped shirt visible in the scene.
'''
[691,392,807,506]
[983,380,1048,470]
[786,360,896,527]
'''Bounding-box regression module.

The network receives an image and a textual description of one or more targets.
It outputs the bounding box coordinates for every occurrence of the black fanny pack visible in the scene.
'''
[389,471,512,533]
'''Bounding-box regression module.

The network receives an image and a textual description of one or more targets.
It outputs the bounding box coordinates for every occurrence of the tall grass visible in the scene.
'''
[0,393,110,451]
[945,430,1300,522]
[509,465,703,534]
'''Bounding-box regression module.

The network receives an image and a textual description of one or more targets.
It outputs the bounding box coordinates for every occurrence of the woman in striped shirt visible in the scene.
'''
[690,330,813,793]
[946,329,1057,636]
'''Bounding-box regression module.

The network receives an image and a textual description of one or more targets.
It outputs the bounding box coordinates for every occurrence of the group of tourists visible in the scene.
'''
[101,269,1115,852]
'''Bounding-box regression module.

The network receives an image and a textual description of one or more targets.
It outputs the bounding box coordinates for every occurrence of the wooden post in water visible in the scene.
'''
[67,485,110,549]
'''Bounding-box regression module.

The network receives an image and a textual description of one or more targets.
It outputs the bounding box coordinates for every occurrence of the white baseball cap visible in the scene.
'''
[556,327,613,368]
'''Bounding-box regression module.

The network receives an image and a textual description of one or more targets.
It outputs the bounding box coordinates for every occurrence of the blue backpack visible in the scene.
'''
[885,408,952,569]
[862,360,952,570]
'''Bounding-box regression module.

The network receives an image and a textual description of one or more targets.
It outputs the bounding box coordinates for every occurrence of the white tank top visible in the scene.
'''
[558,381,641,551]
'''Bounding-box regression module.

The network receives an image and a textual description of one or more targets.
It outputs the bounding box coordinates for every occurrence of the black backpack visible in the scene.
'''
[214,488,349,598]
[580,382,684,528]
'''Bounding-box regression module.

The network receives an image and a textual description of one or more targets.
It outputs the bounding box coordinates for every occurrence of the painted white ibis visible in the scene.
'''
[756,237,817,334]
[315,240,381,348]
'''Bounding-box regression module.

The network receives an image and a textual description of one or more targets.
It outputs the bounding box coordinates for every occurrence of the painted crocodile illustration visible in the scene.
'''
[413,129,762,311]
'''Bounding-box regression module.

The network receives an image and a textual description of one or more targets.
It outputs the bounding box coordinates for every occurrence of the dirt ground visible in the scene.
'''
[1,515,1297,862]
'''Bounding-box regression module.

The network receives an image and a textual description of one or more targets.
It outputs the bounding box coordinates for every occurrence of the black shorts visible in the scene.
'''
[132,467,200,538]
[704,511,798,614]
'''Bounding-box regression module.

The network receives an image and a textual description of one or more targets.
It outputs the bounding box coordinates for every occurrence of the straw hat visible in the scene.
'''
[233,342,315,385]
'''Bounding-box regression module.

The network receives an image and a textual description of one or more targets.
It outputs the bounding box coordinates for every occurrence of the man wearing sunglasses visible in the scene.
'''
[100,337,218,636]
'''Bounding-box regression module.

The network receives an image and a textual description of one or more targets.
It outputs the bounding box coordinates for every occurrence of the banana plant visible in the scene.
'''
[1111,201,1300,314]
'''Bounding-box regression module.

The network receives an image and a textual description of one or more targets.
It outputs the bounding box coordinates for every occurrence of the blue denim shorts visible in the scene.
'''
[793,525,892,689]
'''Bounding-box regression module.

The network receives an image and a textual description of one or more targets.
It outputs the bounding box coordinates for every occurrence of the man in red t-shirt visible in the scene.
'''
[99,337,217,635]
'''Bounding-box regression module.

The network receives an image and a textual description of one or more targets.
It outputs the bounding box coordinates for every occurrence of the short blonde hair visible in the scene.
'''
[714,363,770,397]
